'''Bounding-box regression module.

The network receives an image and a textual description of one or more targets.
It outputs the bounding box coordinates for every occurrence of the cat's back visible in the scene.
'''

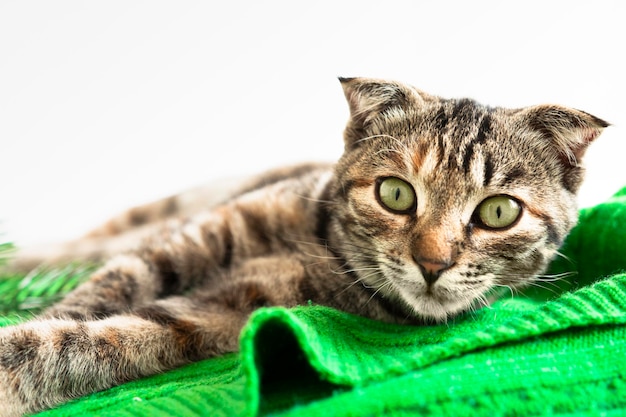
[6,162,334,273]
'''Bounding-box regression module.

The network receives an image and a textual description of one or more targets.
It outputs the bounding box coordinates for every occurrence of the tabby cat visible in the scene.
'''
[0,77,608,416]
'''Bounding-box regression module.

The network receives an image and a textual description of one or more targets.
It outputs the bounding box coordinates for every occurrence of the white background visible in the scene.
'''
[1,1,624,246]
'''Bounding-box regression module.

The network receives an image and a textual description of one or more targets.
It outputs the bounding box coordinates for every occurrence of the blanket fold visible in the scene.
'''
[2,186,625,416]
[240,272,626,416]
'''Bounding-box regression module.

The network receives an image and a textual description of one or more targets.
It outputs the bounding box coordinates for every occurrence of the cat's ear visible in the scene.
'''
[339,77,424,148]
[517,105,609,191]
[519,105,609,165]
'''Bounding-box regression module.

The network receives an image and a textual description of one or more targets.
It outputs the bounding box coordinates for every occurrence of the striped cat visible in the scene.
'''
[0,77,607,416]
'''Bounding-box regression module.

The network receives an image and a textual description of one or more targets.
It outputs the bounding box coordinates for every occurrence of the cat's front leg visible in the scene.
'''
[43,211,235,320]
[0,319,139,417]
[0,323,49,417]
[0,299,247,416]
[43,254,162,319]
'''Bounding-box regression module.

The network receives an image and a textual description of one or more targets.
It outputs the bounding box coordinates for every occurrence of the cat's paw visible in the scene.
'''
[0,385,27,417]
[0,326,37,417]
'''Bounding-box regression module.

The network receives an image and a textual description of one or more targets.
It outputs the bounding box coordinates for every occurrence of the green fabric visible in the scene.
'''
[1,187,625,416]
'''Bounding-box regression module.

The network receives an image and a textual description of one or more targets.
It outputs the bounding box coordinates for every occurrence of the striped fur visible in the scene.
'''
[0,78,607,416]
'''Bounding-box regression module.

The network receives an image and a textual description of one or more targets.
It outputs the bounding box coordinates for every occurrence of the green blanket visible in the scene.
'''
[1,187,626,416]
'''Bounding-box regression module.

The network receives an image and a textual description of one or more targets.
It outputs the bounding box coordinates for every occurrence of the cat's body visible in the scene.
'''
[0,78,608,416]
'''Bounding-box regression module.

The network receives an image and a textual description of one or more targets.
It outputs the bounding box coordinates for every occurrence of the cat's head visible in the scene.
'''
[331,77,608,322]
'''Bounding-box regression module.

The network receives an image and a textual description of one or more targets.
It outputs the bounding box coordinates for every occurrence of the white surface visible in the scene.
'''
[1,1,624,246]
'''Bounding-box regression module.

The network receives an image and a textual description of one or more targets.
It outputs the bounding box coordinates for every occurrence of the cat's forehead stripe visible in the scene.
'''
[450,98,476,121]
[483,159,495,187]
[416,107,496,186]
[460,115,492,174]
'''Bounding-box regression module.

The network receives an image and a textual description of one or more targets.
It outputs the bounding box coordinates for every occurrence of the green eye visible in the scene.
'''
[377,177,416,213]
[475,195,522,229]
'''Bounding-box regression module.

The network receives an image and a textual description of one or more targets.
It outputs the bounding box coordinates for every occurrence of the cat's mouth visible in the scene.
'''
[388,275,487,322]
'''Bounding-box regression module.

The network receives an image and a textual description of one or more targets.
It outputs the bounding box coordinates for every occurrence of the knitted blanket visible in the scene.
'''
[1,187,625,416]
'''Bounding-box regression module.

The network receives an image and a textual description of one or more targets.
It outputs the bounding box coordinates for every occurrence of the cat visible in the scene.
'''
[0,77,608,416]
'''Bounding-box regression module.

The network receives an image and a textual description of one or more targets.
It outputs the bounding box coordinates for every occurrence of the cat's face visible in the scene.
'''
[331,78,607,322]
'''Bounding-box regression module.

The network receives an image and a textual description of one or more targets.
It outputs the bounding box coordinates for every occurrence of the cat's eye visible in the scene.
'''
[474,195,522,229]
[376,177,416,214]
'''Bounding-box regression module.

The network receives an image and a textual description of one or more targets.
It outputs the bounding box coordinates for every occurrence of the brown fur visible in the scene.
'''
[0,78,607,416]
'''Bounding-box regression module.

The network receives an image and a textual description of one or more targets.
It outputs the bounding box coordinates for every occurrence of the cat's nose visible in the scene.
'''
[415,259,453,285]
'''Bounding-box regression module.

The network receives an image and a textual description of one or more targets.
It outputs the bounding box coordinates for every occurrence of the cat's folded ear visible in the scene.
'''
[339,77,425,149]
[517,105,609,192]
[517,105,609,166]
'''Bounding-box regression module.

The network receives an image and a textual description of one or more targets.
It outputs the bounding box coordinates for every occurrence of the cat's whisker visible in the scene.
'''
[536,271,577,282]
[354,134,401,145]
[363,278,394,306]
[340,263,385,283]
[336,269,386,297]
[328,252,385,269]
[332,265,380,276]
[338,262,382,279]
[281,234,328,246]
[471,293,493,312]
[294,193,338,205]
[296,250,343,261]
[495,272,571,298]
[553,251,575,265]
[279,239,343,262]
[336,241,386,257]
[491,283,517,299]
[526,279,568,296]
[375,147,407,158]
[282,234,350,257]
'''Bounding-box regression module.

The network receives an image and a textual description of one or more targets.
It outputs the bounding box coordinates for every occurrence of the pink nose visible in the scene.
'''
[414,259,453,285]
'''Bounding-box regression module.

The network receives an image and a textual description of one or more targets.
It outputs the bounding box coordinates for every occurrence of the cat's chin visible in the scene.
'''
[388,281,481,323]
